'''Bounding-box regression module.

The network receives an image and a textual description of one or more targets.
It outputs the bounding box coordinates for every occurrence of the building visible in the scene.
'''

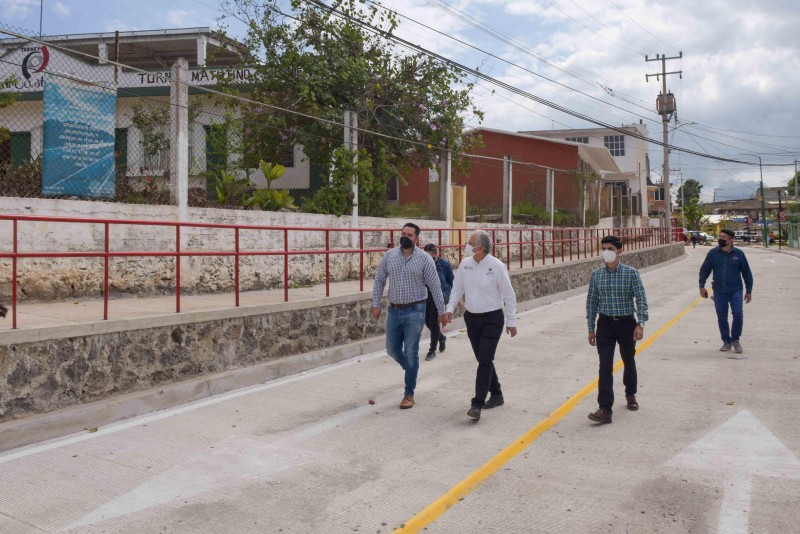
[399,128,622,225]
[520,122,653,225]
[0,28,313,200]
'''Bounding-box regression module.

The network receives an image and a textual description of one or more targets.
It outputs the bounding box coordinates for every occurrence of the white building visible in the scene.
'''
[520,122,651,226]
[0,28,312,197]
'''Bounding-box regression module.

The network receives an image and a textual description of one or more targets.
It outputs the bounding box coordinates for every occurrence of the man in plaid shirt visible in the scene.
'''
[372,222,448,410]
[585,235,649,424]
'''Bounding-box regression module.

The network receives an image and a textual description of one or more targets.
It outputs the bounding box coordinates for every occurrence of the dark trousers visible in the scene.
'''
[424,293,444,352]
[596,315,638,412]
[713,289,743,343]
[464,309,504,408]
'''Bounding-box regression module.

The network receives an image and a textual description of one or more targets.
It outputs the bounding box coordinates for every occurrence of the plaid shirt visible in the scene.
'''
[586,262,649,332]
[372,246,446,315]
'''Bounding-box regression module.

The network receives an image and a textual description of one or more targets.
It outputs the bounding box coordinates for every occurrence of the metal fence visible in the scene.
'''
[0,213,675,329]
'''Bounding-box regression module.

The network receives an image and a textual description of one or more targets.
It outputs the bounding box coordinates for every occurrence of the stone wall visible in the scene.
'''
[0,243,683,422]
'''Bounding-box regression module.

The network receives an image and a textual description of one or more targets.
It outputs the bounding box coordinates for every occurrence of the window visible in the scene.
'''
[565,136,588,144]
[603,135,625,156]
[655,187,664,201]
[0,131,32,168]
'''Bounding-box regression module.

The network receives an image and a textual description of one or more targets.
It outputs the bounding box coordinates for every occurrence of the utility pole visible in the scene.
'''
[645,52,682,237]
[758,156,768,248]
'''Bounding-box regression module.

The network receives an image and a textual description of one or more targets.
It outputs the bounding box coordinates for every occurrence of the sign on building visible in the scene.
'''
[42,75,117,198]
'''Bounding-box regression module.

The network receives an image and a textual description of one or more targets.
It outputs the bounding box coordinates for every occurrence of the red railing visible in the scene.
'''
[0,214,676,329]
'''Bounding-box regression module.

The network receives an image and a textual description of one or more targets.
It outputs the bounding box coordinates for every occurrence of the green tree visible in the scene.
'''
[788,170,799,188]
[676,178,702,207]
[217,0,482,212]
[680,198,706,230]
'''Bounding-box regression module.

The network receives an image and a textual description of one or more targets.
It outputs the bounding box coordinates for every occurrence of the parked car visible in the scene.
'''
[688,231,711,245]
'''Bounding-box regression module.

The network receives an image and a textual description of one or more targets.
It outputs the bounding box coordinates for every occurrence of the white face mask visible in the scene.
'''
[464,243,474,256]
[601,249,617,264]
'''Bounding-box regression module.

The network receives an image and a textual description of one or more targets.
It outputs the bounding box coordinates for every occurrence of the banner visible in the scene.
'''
[42,75,117,198]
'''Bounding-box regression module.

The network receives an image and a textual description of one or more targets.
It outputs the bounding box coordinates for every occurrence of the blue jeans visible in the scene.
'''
[714,289,743,343]
[385,302,425,396]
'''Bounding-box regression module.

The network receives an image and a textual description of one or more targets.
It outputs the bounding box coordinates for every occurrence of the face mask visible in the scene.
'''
[464,243,474,256]
[399,236,414,249]
[601,249,617,263]
[718,238,728,247]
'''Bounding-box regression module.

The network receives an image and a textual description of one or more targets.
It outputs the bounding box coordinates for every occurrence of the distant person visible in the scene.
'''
[690,233,698,248]
[422,243,454,361]
[699,229,753,354]
[444,230,517,422]
[372,223,448,409]
[586,235,649,424]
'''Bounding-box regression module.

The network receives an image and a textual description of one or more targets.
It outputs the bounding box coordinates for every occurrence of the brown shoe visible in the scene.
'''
[626,395,639,411]
[588,407,612,424]
[399,395,414,409]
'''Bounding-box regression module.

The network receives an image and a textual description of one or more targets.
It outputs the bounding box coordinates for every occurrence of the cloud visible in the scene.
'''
[165,9,205,28]
[52,0,70,18]
[0,0,39,20]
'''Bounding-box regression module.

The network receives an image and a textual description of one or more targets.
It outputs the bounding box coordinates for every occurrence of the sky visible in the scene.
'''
[2,0,800,201]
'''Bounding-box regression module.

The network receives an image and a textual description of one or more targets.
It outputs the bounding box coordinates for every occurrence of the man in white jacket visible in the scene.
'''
[444,230,518,421]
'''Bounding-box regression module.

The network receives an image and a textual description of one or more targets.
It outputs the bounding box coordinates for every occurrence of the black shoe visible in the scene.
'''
[467,406,481,420]
[425,349,436,361]
[483,395,504,409]
[588,407,612,424]
[438,336,446,353]
[0,304,7,319]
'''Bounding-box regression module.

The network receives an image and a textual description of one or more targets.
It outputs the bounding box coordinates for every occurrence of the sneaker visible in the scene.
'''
[483,395,504,409]
[425,349,436,361]
[720,343,732,352]
[588,407,612,424]
[467,406,481,420]
[438,336,446,353]
[732,341,743,354]
[626,395,639,411]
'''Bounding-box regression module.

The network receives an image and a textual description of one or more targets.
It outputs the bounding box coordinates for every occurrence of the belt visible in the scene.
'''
[464,308,503,317]
[599,313,634,321]
[389,299,426,309]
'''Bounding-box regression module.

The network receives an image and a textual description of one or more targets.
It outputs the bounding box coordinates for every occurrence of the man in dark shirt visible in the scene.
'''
[699,229,754,354]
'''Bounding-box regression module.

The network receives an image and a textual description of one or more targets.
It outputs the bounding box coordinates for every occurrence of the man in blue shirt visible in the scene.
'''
[586,235,649,424]
[372,223,448,409]
[422,243,455,361]
[699,229,754,354]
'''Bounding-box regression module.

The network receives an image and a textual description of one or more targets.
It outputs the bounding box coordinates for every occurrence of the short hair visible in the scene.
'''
[403,222,420,236]
[471,230,492,254]
[720,229,734,238]
[601,235,623,250]
[423,243,437,253]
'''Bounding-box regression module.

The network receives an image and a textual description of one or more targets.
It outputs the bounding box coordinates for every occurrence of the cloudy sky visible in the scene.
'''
[2,0,799,200]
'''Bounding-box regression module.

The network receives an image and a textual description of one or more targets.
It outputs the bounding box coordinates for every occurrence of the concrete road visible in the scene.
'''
[1,246,799,534]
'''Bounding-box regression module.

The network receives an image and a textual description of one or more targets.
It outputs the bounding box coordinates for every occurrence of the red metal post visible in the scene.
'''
[104,222,109,320]
[12,219,17,329]
[235,228,240,307]
[325,230,330,297]
[175,225,181,313]
[531,230,536,267]
[283,228,289,302]
[359,230,364,292]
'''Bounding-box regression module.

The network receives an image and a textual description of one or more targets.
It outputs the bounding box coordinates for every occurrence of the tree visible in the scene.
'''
[788,170,799,189]
[217,0,482,214]
[680,198,706,230]
[676,178,702,208]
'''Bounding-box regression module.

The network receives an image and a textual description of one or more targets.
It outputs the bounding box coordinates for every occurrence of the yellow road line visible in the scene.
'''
[394,296,704,533]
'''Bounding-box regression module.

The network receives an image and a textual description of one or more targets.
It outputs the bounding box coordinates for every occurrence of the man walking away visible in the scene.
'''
[699,229,753,355]
[423,243,454,361]
[445,230,517,422]
[372,223,448,409]
[586,235,649,424]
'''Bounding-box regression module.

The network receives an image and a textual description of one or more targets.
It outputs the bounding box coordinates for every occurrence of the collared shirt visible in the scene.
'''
[586,262,648,332]
[446,254,517,327]
[699,246,753,294]
[372,246,446,314]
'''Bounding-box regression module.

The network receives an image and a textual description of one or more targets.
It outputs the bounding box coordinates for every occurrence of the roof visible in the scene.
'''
[467,127,621,173]
[0,28,247,70]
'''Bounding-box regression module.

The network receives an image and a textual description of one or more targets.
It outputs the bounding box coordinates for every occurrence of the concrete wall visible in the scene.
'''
[0,242,684,422]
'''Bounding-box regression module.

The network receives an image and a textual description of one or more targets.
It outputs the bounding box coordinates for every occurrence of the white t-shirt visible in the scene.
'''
[446,254,517,327]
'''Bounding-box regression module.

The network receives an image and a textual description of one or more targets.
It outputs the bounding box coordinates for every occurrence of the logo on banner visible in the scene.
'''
[21,46,50,79]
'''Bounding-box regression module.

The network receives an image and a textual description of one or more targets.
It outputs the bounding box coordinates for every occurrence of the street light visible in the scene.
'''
[758,156,768,248]
[778,189,788,251]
